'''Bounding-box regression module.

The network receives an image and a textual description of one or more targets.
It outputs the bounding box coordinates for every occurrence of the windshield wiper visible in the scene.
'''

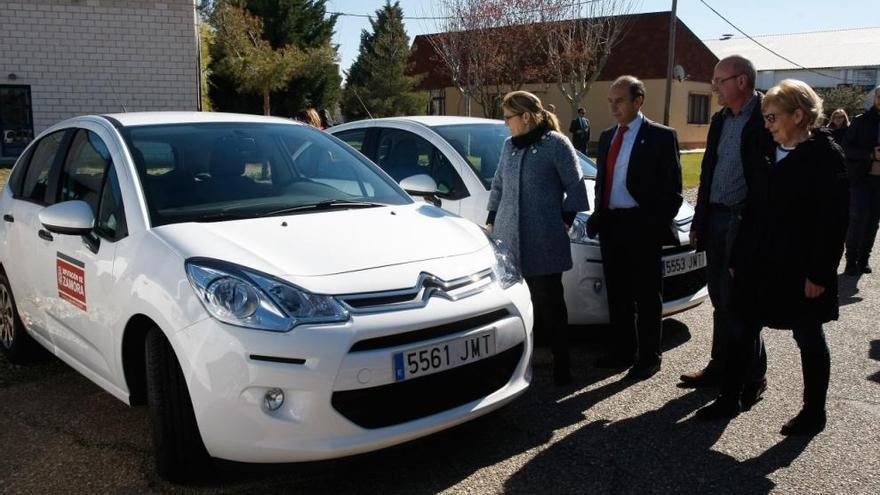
[190,211,257,223]
[263,200,385,217]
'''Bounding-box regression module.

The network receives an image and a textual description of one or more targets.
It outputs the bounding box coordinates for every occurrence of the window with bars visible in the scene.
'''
[687,93,710,125]
[0,85,34,158]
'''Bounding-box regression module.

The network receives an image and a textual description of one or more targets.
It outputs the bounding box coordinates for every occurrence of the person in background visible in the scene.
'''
[296,107,324,129]
[697,79,848,436]
[827,108,849,148]
[487,91,588,385]
[569,107,591,154]
[680,55,769,402]
[842,86,880,276]
[586,75,682,380]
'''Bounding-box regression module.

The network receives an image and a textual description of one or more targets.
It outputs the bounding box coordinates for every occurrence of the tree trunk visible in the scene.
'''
[262,89,270,116]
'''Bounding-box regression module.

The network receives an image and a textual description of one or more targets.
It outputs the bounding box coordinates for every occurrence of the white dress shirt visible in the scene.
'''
[608,112,644,209]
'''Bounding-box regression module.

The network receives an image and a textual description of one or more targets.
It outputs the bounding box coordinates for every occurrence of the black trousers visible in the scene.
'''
[598,208,663,366]
[524,273,569,370]
[845,176,880,267]
[723,319,829,411]
[704,205,767,380]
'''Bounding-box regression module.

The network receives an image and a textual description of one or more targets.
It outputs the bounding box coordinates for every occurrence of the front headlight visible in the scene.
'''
[486,234,522,289]
[186,258,349,332]
[569,212,600,245]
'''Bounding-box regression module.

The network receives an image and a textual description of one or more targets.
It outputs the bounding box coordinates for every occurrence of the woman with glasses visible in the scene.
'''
[486,91,588,385]
[700,79,848,434]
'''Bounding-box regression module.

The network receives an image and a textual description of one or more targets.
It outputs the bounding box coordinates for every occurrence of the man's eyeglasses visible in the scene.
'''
[711,74,743,86]
[503,112,523,122]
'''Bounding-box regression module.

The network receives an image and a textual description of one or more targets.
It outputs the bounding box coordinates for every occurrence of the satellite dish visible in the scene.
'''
[673,64,686,82]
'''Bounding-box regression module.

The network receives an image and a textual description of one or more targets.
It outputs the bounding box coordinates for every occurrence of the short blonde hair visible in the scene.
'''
[762,79,824,130]
[501,91,560,132]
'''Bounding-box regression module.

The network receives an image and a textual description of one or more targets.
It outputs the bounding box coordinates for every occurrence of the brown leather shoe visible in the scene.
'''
[679,365,720,388]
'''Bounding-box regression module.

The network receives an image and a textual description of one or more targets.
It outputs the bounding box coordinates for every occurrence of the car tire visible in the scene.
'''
[0,270,47,364]
[145,327,210,483]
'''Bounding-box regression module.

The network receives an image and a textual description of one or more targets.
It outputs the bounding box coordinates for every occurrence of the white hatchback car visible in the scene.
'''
[0,112,533,481]
[328,117,709,324]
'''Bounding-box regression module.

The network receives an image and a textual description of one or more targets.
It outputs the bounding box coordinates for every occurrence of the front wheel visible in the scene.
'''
[0,270,47,364]
[145,327,210,482]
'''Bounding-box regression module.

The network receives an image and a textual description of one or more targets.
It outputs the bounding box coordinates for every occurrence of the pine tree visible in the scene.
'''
[341,1,428,120]
[207,0,340,116]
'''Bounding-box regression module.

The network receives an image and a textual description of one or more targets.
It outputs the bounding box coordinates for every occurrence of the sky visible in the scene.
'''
[326,0,880,78]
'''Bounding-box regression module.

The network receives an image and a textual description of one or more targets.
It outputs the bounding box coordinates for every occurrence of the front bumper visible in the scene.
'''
[564,242,709,325]
[170,281,533,463]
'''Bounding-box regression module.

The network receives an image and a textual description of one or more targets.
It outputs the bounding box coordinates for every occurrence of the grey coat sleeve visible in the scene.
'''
[487,141,508,213]
[552,133,589,213]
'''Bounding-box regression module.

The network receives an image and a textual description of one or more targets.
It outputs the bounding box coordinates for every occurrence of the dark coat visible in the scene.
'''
[569,117,591,149]
[691,94,769,250]
[588,117,683,245]
[730,129,849,328]
[843,105,880,183]
[487,127,589,277]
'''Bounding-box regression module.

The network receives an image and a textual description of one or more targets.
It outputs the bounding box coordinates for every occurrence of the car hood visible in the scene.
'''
[151,203,488,277]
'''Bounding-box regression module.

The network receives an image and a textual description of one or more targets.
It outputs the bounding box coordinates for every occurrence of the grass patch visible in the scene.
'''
[681,152,703,189]
[0,168,10,189]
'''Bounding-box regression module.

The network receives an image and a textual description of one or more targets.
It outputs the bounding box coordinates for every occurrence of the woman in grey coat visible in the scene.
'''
[486,91,589,385]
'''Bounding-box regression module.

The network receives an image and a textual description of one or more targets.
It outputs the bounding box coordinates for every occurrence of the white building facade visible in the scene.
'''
[704,27,880,92]
[0,0,199,164]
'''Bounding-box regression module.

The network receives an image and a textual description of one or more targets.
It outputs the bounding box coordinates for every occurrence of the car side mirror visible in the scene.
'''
[39,200,95,236]
[399,174,442,207]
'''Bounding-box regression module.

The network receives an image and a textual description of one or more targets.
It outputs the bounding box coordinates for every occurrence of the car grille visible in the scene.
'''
[349,309,511,352]
[663,266,707,302]
[337,269,495,314]
[331,343,524,429]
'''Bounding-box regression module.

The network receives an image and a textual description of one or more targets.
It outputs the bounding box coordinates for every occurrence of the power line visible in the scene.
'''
[697,0,847,83]
[327,0,605,21]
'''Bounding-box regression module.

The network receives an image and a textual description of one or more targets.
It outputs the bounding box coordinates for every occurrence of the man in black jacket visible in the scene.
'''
[569,107,591,154]
[680,55,767,401]
[843,86,880,275]
[586,75,682,380]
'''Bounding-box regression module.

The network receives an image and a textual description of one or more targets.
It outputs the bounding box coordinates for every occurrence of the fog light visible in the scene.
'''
[264,388,284,411]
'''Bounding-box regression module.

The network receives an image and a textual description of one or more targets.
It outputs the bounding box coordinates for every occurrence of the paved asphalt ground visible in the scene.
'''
[1,206,878,494]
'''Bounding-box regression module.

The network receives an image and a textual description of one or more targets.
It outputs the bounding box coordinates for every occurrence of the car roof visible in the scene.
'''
[99,111,300,128]
[338,116,504,127]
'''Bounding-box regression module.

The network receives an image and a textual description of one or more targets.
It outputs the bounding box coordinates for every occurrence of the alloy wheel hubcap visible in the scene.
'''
[0,285,14,348]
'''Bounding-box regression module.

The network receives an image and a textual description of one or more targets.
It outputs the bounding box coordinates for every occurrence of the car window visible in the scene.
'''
[96,164,127,241]
[60,130,111,214]
[334,129,367,152]
[6,144,34,197]
[375,129,467,199]
[20,130,66,204]
[121,123,410,227]
[432,123,598,190]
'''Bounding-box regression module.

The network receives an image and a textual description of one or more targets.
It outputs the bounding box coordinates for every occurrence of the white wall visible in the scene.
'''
[0,0,199,140]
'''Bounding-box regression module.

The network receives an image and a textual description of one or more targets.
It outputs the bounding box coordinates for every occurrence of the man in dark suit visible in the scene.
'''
[569,107,591,154]
[681,55,768,407]
[586,75,683,380]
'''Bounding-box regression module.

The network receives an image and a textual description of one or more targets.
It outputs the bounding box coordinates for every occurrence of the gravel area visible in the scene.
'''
[1,229,878,494]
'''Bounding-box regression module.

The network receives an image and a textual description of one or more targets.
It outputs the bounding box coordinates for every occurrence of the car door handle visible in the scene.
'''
[38,230,54,242]
[2,214,12,223]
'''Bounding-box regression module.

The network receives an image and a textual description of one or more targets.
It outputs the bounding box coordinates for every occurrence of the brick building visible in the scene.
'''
[0,0,199,164]
[410,11,721,149]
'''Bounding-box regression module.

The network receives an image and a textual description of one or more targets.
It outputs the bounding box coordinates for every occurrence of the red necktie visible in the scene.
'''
[602,125,628,209]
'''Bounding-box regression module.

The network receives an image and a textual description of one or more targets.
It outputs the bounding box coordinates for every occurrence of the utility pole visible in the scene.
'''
[663,0,678,126]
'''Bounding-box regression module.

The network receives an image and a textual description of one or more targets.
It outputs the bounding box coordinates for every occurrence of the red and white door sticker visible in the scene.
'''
[56,252,86,311]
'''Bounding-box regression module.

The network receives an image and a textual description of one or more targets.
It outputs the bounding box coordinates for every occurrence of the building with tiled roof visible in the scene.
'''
[410,11,720,148]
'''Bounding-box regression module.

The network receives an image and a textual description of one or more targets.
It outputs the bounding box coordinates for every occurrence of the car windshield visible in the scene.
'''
[121,123,411,227]
[431,122,598,189]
